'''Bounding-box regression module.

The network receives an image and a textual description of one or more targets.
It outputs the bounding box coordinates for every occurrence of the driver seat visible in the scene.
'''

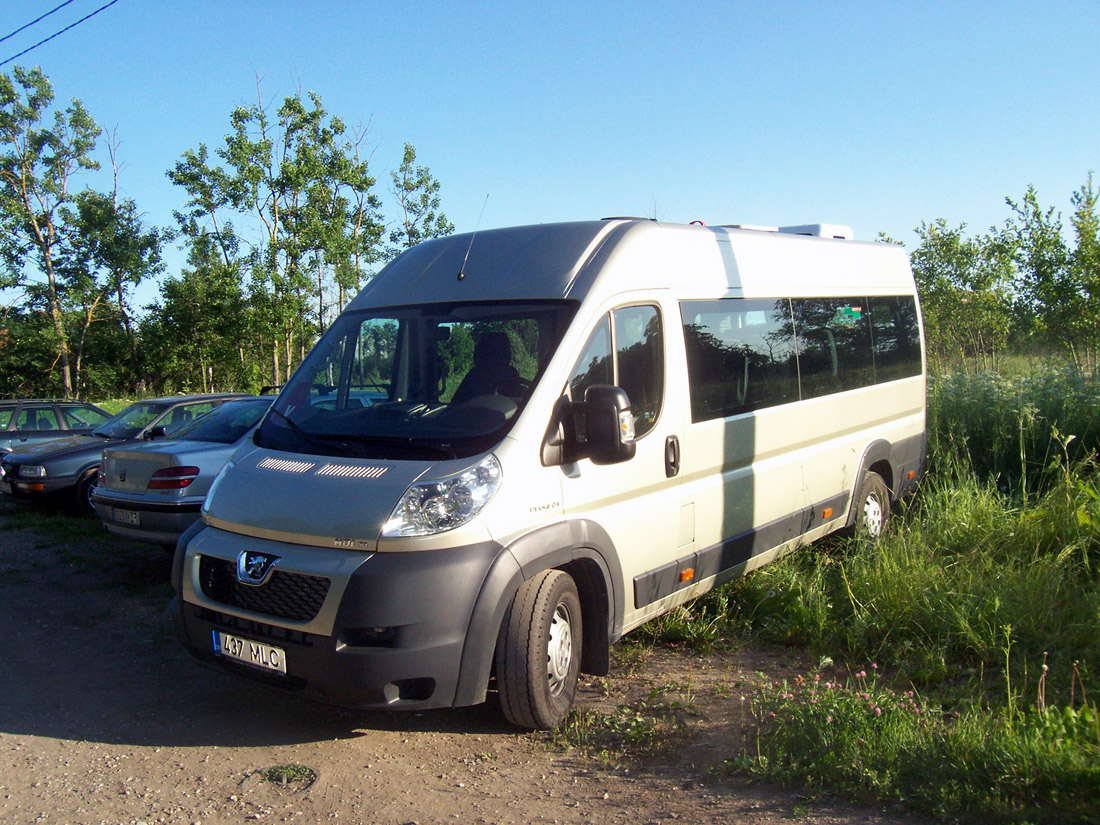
[450,332,520,405]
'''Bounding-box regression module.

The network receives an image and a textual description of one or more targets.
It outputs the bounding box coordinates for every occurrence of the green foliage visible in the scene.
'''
[911,219,1014,373]
[910,176,1100,376]
[634,370,1100,822]
[734,667,1100,823]
[0,65,103,398]
[388,142,454,255]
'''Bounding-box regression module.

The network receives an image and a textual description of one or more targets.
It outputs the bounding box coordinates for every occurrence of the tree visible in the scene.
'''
[56,190,165,394]
[169,83,384,386]
[388,142,454,255]
[1068,174,1100,372]
[141,232,249,393]
[0,66,100,397]
[911,220,1013,372]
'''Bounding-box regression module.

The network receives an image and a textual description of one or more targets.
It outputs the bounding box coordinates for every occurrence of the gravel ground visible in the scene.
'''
[0,508,929,825]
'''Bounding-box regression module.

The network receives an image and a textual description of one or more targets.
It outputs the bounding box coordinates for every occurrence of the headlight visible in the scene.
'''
[19,465,47,479]
[382,454,502,537]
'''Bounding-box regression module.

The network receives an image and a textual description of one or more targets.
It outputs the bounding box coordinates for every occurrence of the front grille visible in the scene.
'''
[198,555,330,622]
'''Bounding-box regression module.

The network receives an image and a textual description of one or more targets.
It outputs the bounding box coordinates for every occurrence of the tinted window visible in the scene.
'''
[16,406,60,432]
[869,295,922,381]
[63,405,110,429]
[158,402,218,435]
[568,315,613,401]
[794,298,875,400]
[567,307,664,438]
[681,299,797,422]
[171,399,272,444]
[614,306,663,436]
[96,403,165,438]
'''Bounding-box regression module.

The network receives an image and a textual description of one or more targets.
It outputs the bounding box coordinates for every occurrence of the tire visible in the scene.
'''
[853,470,891,539]
[73,471,99,517]
[495,569,582,730]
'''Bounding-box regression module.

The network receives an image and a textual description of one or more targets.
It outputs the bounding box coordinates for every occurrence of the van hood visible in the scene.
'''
[202,443,435,550]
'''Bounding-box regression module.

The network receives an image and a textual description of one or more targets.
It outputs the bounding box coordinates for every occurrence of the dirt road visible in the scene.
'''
[0,510,923,824]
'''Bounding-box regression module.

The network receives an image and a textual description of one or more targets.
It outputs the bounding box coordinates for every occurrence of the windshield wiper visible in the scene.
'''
[268,408,330,449]
[315,432,457,459]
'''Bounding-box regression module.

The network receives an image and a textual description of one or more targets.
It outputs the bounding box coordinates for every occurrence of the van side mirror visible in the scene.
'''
[541,385,637,466]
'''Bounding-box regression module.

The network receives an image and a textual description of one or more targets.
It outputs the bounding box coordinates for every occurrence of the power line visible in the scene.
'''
[1,0,122,68]
[0,0,78,46]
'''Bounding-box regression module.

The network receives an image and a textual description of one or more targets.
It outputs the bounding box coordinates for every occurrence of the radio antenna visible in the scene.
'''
[458,193,489,281]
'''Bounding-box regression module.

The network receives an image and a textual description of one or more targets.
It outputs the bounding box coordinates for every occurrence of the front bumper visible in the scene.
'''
[174,526,506,710]
[1,474,77,500]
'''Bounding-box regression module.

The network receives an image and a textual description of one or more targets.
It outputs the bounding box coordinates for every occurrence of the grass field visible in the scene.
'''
[637,369,1100,824]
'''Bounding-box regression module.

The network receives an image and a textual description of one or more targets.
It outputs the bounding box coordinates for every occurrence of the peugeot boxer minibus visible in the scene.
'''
[172,218,925,729]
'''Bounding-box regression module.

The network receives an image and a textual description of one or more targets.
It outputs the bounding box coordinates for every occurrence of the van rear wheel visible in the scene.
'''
[495,569,582,730]
[854,470,890,539]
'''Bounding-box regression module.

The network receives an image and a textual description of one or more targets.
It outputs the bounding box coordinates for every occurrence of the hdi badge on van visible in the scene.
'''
[171,218,926,729]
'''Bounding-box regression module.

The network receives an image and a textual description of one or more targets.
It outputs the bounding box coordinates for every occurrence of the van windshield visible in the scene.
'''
[255,301,577,460]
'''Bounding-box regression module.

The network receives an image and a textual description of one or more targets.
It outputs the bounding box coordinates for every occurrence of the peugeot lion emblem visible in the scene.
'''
[237,551,279,585]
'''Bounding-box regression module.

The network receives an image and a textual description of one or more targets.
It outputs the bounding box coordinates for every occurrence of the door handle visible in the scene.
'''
[665,434,680,478]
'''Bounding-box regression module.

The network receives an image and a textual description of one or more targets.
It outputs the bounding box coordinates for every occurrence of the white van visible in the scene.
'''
[171,219,925,729]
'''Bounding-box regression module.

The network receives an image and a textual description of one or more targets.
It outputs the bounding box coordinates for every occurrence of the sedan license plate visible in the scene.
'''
[213,630,287,674]
[112,507,140,526]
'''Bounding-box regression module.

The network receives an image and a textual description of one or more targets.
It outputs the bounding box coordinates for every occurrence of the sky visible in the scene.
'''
[2,1,1098,308]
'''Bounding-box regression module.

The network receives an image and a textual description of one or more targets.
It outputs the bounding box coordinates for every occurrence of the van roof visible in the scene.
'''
[347,219,911,310]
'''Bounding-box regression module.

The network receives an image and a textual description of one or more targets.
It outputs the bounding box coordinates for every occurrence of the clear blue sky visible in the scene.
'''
[3,1,1098,307]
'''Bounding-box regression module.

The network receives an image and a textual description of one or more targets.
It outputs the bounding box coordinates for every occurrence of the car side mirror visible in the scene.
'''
[541,384,636,466]
[146,426,168,439]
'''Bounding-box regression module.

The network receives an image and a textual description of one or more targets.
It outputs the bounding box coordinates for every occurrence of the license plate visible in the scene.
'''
[112,507,140,526]
[213,630,287,674]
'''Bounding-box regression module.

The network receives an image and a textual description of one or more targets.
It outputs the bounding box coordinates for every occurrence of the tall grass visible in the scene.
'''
[640,369,1100,823]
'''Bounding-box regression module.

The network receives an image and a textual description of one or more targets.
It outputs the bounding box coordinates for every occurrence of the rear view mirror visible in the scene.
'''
[542,385,636,466]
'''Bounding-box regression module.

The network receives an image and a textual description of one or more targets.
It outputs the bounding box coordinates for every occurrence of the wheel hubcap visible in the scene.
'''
[546,602,573,697]
[863,495,883,537]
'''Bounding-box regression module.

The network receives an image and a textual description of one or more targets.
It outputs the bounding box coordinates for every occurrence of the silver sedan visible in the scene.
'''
[91,397,274,547]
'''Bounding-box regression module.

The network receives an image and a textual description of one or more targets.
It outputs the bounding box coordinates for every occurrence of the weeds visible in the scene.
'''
[637,369,1100,822]
[733,664,1100,824]
[542,698,692,767]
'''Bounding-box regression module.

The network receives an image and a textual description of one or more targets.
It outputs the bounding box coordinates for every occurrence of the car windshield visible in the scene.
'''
[171,398,273,444]
[93,402,169,439]
[255,301,577,460]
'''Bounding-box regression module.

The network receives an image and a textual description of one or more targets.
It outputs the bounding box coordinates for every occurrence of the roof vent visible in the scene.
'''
[721,224,779,232]
[777,224,854,240]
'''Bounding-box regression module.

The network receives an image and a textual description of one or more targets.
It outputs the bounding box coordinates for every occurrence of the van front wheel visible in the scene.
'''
[854,470,891,539]
[495,569,582,730]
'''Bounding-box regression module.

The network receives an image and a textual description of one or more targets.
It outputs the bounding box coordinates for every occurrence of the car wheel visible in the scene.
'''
[495,569,582,730]
[73,471,99,517]
[853,470,891,539]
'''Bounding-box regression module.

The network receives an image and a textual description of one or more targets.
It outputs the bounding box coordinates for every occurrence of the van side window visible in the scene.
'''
[794,298,875,400]
[681,299,797,422]
[568,315,613,401]
[614,305,663,437]
[869,295,922,381]
[567,305,664,438]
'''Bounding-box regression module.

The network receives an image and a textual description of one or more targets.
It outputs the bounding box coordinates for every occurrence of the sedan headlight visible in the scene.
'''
[382,454,502,537]
[19,464,47,479]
